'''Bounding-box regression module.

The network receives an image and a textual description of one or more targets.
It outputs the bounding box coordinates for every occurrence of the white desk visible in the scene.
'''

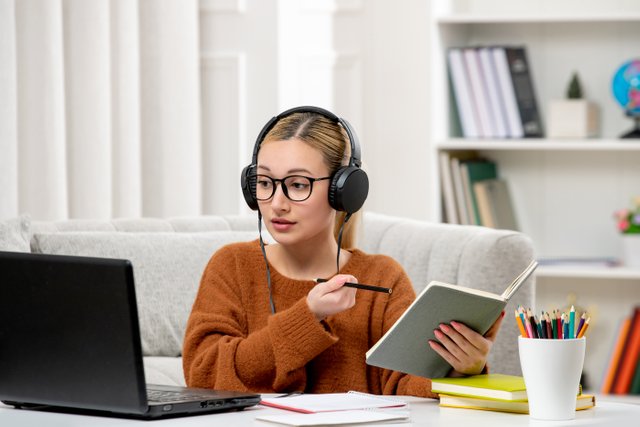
[1,397,638,426]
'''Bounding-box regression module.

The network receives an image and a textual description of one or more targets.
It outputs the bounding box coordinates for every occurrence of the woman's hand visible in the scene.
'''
[306,274,357,321]
[428,311,505,376]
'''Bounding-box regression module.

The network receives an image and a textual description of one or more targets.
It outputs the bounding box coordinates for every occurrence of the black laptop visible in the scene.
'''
[0,251,260,419]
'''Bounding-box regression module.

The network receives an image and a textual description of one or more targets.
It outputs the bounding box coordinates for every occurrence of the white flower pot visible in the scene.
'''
[622,234,640,269]
[547,100,599,138]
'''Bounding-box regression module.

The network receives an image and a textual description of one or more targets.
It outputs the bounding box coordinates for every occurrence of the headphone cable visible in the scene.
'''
[260,211,352,315]
[258,212,276,314]
[336,213,352,274]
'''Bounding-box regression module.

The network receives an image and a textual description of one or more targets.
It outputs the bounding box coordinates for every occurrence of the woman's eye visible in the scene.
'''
[291,182,310,190]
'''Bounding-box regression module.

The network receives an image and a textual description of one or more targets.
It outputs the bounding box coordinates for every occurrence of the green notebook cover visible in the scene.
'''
[630,355,640,394]
[365,261,536,379]
[431,374,527,401]
[460,159,497,225]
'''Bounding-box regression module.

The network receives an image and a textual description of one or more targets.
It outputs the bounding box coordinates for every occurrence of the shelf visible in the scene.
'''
[436,139,640,152]
[537,265,640,280]
[436,14,640,24]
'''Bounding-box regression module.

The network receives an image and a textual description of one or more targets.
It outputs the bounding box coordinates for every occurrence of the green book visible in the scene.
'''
[431,374,527,401]
[460,159,497,225]
[438,392,595,413]
[365,261,537,378]
[630,355,640,394]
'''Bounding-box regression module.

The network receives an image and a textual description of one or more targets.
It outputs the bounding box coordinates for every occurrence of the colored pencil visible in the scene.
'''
[527,308,539,339]
[577,317,590,338]
[515,309,528,338]
[576,313,586,339]
[545,312,553,339]
[569,305,576,339]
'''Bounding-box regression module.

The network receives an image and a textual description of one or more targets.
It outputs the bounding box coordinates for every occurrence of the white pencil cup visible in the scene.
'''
[518,337,586,420]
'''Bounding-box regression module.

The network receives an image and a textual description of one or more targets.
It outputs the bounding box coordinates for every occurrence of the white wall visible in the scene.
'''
[1,0,434,221]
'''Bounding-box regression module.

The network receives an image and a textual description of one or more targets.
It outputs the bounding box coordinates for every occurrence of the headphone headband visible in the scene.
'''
[250,106,362,169]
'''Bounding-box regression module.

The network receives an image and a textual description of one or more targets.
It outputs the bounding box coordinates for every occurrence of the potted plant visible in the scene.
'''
[614,197,640,268]
[547,72,599,138]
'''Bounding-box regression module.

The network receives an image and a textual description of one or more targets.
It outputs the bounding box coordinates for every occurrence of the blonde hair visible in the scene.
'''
[263,112,362,249]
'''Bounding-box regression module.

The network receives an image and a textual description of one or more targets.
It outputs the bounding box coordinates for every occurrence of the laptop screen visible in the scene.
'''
[0,252,149,414]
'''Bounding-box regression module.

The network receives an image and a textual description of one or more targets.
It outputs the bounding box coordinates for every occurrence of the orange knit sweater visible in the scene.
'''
[182,240,437,398]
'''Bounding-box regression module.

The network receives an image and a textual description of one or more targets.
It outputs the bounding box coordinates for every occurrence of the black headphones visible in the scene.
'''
[240,106,369,214]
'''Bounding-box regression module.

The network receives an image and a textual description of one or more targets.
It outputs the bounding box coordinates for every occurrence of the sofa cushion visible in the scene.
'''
[0,215,31,252]
[31,231,257,357]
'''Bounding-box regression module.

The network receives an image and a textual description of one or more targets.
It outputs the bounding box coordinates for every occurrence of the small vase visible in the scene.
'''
[622,234,640,268]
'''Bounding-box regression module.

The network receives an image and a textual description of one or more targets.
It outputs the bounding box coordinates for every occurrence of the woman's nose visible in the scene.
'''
[270,182,289,208]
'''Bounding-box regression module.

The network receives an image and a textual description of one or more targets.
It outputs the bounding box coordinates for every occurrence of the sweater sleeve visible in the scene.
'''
[182,245,338,392]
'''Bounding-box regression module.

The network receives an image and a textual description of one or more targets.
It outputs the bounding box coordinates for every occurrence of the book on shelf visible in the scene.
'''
[447,48,480,138]
[601,316,632,394]
[460,158,498,225]
[473,178,519,231]
[612,307,640,394]
[365,260,537,378]
[478,47,509,138]
[463,48,494,138]
[491,46,543,138]
[431,374,527,401]
[438,393,595,414]
[449,153,477,225]
[448,45,542,139]
[631,353,640,394]
[259,391,406,414]
[439,151,458,224]
[503,46,543,137]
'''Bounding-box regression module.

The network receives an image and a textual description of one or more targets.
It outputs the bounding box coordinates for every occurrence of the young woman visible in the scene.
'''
[182,107,503,397]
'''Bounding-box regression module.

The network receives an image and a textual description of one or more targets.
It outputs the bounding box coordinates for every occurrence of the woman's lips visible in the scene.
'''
[271,219,295,232]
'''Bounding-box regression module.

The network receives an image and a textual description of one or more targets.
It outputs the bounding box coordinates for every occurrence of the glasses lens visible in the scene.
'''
[283,176,313,201]
[254,175,274,200]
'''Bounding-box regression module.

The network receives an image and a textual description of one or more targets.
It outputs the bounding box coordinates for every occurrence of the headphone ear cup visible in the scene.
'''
[241,165,259,210]
[328,166,369,214]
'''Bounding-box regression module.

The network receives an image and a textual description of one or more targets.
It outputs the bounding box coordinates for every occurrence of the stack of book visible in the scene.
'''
[447,45,543,139]
[601,306,640,395]
[439,152,518,229]
[431,374,595,414]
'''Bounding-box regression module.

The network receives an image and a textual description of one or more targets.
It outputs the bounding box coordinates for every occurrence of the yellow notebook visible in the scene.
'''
[431,374,527,401]
[439,393,596,414]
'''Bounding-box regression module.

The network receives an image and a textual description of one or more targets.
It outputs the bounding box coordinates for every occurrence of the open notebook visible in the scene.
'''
[259,391,406,414]
[366,260,538,378]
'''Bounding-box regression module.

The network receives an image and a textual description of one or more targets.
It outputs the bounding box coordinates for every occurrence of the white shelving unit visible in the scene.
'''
[429,0,640,394]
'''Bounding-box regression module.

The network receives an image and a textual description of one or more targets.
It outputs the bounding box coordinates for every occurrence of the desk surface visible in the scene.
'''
[1,396,639,426]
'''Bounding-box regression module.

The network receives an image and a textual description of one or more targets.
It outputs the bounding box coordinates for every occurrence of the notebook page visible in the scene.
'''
[255,409,410,426]
[260,392,406,413]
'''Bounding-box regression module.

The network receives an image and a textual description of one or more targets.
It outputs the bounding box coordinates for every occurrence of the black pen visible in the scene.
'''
[315,278,392,294]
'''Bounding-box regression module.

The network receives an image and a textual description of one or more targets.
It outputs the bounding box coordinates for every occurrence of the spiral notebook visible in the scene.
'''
[259,391,406,414]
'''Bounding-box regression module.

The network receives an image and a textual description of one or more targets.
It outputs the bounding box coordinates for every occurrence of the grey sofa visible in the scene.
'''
[1,212,534,388]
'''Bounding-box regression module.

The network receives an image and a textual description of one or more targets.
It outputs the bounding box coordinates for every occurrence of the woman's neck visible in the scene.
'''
[266,237,351,281]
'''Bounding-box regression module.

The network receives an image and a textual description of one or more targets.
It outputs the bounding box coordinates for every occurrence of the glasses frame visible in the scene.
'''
[252,174,332,202]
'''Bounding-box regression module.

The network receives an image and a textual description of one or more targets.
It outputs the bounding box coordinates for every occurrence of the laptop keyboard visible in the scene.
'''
[147,388,213,403]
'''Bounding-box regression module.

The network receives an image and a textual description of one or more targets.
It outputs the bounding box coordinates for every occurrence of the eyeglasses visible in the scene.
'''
[251,174,331,202]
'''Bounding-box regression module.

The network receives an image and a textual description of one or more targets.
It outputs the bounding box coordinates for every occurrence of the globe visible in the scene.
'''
[612,58,640,138]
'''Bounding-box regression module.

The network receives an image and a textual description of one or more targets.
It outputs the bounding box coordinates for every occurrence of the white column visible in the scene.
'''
[110,0,142,218]
[139,0,202,217]
[15,0,68,220]
[0,0,18,219]
[63,0,112,219]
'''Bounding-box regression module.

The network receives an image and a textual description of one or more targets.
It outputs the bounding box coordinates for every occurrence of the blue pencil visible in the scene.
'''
[569,305,576,339]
